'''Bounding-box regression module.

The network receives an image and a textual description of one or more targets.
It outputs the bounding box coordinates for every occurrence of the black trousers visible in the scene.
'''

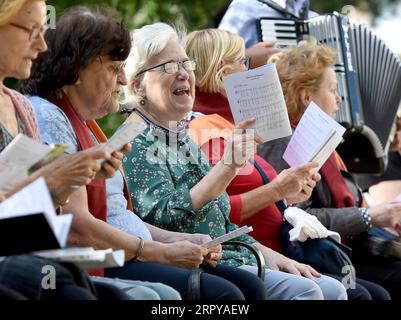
[353,256,401,300]
[105,261,267,300]
[326,274,390,300]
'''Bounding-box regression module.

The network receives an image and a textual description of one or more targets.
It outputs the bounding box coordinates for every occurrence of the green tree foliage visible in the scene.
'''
[44,0,400,136]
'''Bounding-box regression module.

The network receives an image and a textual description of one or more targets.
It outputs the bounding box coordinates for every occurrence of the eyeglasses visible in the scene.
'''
[98,56,126,75]
[237,56,251,70]
[9,22,49,41]
[136,59,197,76]
[110,62,126,74]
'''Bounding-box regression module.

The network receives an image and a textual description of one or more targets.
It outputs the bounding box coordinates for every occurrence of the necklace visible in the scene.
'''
[122,107,188,145]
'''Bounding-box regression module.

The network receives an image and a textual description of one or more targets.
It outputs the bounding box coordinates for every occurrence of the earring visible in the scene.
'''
[140,99,146,106]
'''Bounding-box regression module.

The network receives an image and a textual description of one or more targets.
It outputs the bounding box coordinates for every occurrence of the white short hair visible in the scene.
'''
[124,22,185,106]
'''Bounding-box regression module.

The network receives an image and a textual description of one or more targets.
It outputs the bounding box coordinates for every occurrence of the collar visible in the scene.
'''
[193,88,235,124]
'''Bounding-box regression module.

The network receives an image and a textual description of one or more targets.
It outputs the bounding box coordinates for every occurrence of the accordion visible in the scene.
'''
[257,13,401,174]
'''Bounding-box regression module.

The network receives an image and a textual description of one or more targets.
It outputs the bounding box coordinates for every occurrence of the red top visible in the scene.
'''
[192,89,285,252]
[50,92,107,277]
[202,137,284,252]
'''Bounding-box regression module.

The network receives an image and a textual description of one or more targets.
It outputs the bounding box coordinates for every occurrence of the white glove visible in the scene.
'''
[284,207,341,243]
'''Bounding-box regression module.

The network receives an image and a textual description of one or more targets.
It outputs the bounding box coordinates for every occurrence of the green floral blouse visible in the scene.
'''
[123,126,257,267]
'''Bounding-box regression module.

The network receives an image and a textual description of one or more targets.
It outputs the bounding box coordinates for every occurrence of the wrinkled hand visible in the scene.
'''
[223,118,262,170]
[246,41,280,68]
[186,233,222,267]
[164,241,208,269]
[370,202,401,231]
[260,246,320,280]
[95,143,132,180]
[35,148,113,206]
[38,148,110,188]
[272,162,320,204]
[204,244,223,268]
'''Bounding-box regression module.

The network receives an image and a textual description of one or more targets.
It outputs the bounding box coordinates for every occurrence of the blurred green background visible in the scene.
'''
[40,0,401,135]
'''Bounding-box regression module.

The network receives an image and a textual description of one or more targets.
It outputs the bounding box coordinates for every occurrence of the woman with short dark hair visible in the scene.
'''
[23,6,267,300]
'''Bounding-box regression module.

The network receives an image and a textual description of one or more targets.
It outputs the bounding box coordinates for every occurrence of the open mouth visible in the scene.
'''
[173,87,190,97]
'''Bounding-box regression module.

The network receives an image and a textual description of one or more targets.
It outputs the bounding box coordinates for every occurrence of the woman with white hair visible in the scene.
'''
[122,22,347,300]
[24,6,267,300]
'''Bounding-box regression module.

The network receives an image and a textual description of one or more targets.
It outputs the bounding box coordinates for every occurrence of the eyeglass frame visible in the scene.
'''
[98,56,127,75]
[237,56,251,70]
[136,59,197,77]
[9,22,49,41]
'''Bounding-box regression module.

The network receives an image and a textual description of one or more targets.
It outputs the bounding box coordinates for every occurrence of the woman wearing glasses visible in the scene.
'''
[122,23,347,300]
[186,29,392,300]
[23,7,268,300]
[0,0,140,300]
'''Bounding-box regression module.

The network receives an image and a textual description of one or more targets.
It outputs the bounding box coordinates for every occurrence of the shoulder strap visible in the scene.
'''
[249,158,287,214]
[257,0,305,20]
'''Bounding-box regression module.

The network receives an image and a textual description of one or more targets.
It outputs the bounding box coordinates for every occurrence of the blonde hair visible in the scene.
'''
[0,0,44,27]
[272,41,337,123]
[125,22,186,107]
[185,28,244,93]
[0,0,30,26]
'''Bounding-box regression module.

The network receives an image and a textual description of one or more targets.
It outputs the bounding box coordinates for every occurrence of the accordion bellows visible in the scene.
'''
[258,13,401,174]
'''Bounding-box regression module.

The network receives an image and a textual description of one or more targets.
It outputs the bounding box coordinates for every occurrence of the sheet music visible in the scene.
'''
[0,177,73,247]
[202,226,253,249]
[0,134,53,193]
[35,247,125,269]
[100,121,147,154]
[283,102,346,169]
[223,64,292,142]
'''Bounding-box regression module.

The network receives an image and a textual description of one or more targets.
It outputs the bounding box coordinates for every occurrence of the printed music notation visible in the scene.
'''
[283,102,346,169]
[223,64,292,142]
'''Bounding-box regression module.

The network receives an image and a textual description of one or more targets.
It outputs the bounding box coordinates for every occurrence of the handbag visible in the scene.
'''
[251,159,355,278]
[350,227,401,261]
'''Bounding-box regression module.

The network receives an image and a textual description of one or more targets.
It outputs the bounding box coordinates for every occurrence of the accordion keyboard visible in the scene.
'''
[258,13,401,173]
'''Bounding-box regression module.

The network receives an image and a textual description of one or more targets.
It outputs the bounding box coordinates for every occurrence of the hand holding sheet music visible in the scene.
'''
[0,134,67,193]
[202,226,253,249]
[223,64,292,142]
[283,102,346,169]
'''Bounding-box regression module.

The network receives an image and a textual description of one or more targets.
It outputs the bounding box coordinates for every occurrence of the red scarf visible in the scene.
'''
[86,120,133,212]
[49,92,107,277]
[193,87,235,124]
[320,152,356,208]
[290,123,355,208]
[4,87,40,140]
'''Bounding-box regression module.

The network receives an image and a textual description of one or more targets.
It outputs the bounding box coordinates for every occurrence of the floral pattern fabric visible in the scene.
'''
[123,126,257,267]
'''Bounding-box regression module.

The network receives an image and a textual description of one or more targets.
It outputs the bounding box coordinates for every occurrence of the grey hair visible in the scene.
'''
[124,22,186,107]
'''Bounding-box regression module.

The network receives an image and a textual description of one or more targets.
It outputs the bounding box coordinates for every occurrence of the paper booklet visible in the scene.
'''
[34,247,125,269]
[223,63,292,142]
[0,134,68,194]
[100,120,147,154]
[202,225,253,249]
[0,178,73,256]
[283,101,346,170]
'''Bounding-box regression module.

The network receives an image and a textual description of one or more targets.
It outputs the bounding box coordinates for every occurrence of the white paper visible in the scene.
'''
[223,64,292,142]
[283,101,346,169]
[0,134,53,193]
[100,121,147,154]
[0,177,73,247]
[202,226,253,249]
[35,247,125,269]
